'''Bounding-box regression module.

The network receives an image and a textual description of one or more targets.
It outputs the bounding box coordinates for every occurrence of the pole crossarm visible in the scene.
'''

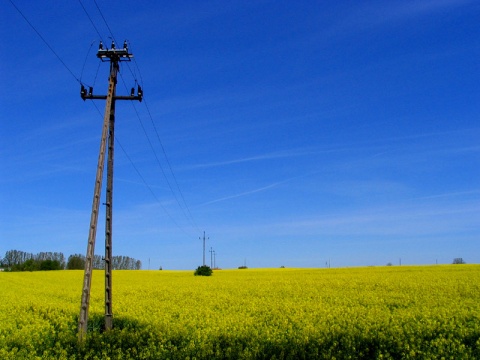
[80,88,143,102]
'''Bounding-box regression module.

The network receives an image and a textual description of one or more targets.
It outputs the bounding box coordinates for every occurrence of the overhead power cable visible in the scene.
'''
[116,137,194,237]
[82,0,200,234]
[8,0,81,84]
[123,41,145,89]
[118,73,198,232]
[93,0,117,45]
[79,40,96,85]
[78,0,105,43]
[90,102,194,237]
[10,0,198,236]
[143,97,200,232]
[119,43,198,232]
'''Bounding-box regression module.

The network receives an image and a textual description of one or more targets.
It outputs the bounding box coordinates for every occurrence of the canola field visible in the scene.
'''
[1,265,479,359]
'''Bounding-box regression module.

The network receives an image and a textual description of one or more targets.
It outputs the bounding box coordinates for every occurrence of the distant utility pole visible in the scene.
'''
[209,247,213,268]
[78,40,142,342]
[200,231,209,266]
[213,251,216,269]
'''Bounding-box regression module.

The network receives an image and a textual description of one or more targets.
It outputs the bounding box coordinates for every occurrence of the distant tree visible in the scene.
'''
[53,252,66,269]
[67,254,86,270]
[23,258,39,271]
[453,258,466,264]
[194,265,212,276]
[2,250,66,271]
[93,255,104,269]
[35,252,65,269]
[112,255,141,270]
[67,254,140,270]
[39,259,61,270]
[386,262,393,266]
[3,250,33,268]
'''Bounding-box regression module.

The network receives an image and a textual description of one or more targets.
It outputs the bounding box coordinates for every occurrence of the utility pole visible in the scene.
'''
[209,247,213,268]
[78,40,142,342]
[213,250,216,269]
[199,231,209,266]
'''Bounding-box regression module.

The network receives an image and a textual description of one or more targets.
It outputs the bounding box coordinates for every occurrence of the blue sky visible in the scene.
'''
[1,0,479,270]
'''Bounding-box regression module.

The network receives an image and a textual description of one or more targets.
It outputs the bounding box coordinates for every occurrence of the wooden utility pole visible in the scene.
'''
[78,41,142,342]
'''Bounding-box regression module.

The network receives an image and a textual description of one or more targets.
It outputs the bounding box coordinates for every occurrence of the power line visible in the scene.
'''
[11,0,199,237]
[92,60,102,88]
[117,73,198,231]
[79,0,200,234]
[124,41,145,89]
[116,137,193,238]
[78,0,104,43]
[120,70,200,232]
[79,40,96,86]
[93,0,117,45]
[90,102,194,238]
[143,97,200,232]
[8,0,81,84]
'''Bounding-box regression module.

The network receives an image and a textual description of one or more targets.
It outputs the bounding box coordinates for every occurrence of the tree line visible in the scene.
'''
[0,250,141,271]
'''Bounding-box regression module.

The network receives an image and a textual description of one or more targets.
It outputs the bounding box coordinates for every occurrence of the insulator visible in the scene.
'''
[80,85,86,98]
[123,40,128,51]
[137,85,143,97]
[111,41,115,49]
[99,41,103,50]
[89,87,93,95]
[130,87,135,96]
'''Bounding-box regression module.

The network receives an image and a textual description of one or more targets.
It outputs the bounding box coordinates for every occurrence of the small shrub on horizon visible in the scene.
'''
[194,265,212,276]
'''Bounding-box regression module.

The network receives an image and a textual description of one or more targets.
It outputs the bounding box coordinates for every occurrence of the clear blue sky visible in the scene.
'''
[1,1,479,270]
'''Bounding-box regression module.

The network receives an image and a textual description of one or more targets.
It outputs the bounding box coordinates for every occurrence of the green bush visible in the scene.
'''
[194,265,212,276]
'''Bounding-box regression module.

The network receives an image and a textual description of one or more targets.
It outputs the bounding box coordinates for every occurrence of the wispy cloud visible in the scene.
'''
[210,191,480,240]
[199,181,286,206]
[198,170,320,206]
[343,0,474,30]
[381,0,474,21]
[182,146,350,171]
[311,0,475,47]
[185,150,308,170]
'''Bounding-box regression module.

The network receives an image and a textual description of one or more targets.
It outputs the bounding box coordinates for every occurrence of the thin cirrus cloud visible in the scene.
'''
[183,147,349,171]
[341,0,473,30]
[245,197,480,238]
[199,180,290,207]
[184,150,308,170]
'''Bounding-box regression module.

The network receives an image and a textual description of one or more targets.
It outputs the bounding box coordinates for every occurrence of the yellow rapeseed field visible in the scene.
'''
[1,265,479,359]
